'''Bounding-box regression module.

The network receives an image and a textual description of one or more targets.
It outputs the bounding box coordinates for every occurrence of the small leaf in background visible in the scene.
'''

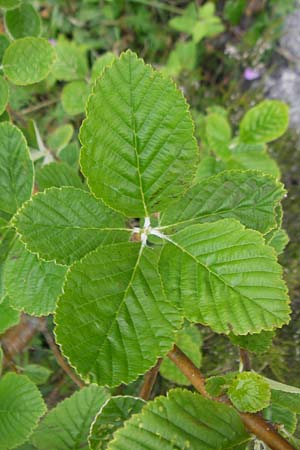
[3,37,56,85]
[35,162,84,191]
[224,0,246,25]
[46,124,74,153]
[5,3,41,39]
[160,324,202,385]
[107,390,249,450]
[30,385,109,450]
[61,80,90,115]
[0,34,9,63]
[21,364,52,386]
[164,41,197,77]
[4,238,67,316]
[0,76,9,115]
[0,296,20,334]
[228,372,271,413]
[205,372,237,397]
[229,330,275,353]
[55,244,181,386]
[205,113,232,159]
[239,100,289,144]
[0,0,20,9]
[52,39,88,81]
[91,52,116,83]
[0,122,33,219]
[0,372,46,449]
[59,142,80,167]
[89,396,145,450]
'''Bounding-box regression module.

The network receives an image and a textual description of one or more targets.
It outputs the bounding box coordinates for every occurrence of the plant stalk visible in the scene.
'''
[168,345,296,450]
[139,358,162,400]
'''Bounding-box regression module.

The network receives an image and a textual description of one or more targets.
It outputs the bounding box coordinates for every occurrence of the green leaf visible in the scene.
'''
[60,142,80,167]
[160,170,284,234]
[5,4,41,39]
[108,389,249,450]
[89,396,145,450]
[229,330,274,353]
[239,100,289,144]
[0,0,20,9]
[0,228,15,297]
[0,295,20,333]
[227,146,281,178]
[61,80,90,115]
[30,385,109,450]
[159,220,290,335]
[169,4,198,33]
[206,373,237,397]
[47,124,73,152]
[0,372,46,450]
[14,187,129,265]
[55,243,181,386]
[0,122,33,219]
[160,324,202,386]
[164,41,197,77]
[265,228,289,255]
[91,52,116,83]
[228,372,271,413]
[3,37,55,86]
[35,162,84,191]
[21,364,51,385]
[0,76,9,115]
[270,389,300,414]
[52,39,88,81]
[0,346,3,375]
[0,34,9,63]
[4,238,67,315]
[80,50,198,217]
[206,113,232,158]
[264,403,297,434]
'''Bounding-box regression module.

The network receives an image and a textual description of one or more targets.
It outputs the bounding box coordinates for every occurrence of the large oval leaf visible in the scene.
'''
[30,385,109,450]
[14,187,130,265]
[55,243,181,386]
[0,372,46,450]
[80,50,198,217]
[159,219,290,335]
[5,3,41,39]
[108,389,249,450]
[160,170,284,234]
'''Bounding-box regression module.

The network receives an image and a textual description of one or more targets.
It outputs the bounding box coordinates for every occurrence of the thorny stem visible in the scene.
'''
[139,358,162,400]
[41,322,85,389]
[168,345,296,450]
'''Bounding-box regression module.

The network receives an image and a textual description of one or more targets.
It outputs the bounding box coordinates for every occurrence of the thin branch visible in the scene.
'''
[139,358,162,400]
[239,348,251,371]
[41,324,85,389]
[168,345,296,450]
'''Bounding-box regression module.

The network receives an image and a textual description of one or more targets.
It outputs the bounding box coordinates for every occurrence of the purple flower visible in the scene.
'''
[48,39,57,46]
[244,68,260,81]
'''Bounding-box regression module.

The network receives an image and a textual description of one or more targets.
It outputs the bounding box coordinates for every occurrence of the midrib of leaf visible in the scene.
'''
[86,243,144,375]
[72,394,101,450]
[128,55,148,218]
[164,233,283,322]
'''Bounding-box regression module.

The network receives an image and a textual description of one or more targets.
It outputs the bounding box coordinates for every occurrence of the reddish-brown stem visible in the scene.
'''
[168,345,296,450]
[42,325,85,389]
[139,358,162,400]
